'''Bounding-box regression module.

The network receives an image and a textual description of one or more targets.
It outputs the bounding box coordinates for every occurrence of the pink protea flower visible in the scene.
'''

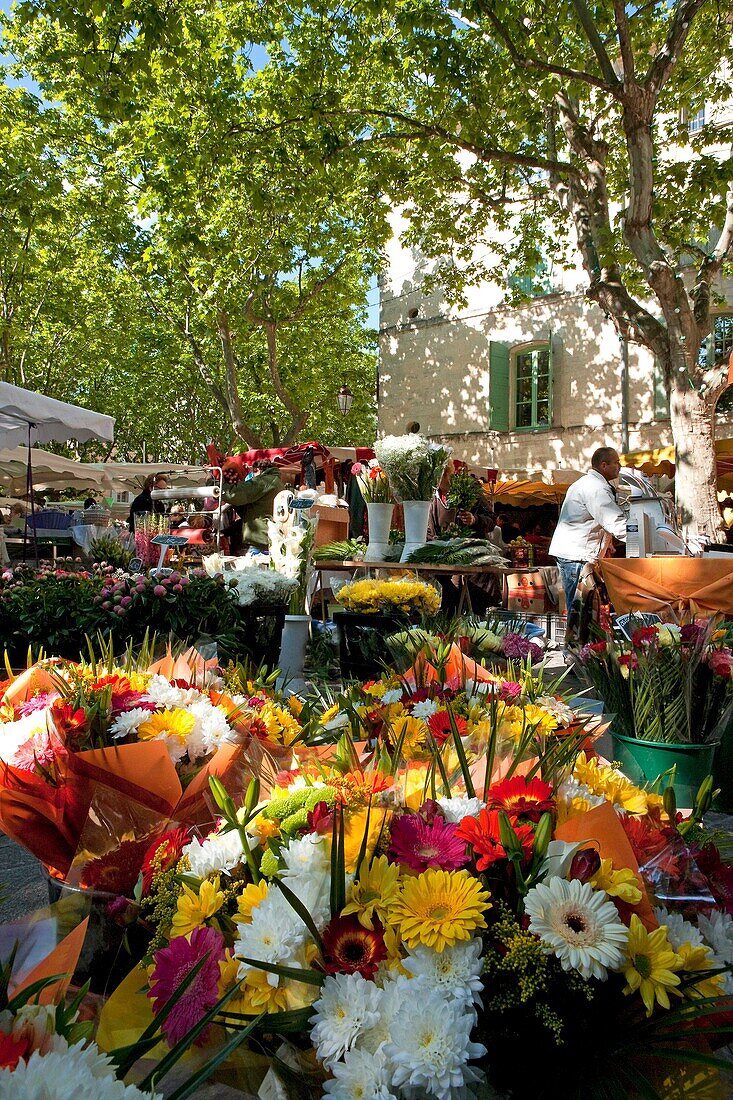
[388,812,468,872]
[16,692,59,716]
[148,926,225,1046]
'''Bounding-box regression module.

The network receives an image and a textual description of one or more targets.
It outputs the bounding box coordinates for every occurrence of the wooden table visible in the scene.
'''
[313,559,536,618]
[5,533,73,562]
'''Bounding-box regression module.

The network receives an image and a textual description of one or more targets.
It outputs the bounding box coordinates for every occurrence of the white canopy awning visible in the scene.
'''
[0,447,116,494]
[93,462,210,493]
[0,383,114,448]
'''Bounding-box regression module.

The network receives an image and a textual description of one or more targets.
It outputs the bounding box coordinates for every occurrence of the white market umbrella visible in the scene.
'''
[93,462,210,493]
[0,382,114,448]
[0,448,116,495]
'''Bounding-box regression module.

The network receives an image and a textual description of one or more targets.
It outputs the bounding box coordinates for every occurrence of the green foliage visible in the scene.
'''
[88,534,133,570]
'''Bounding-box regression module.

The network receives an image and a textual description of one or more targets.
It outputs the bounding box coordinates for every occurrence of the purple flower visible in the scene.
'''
[501,632,542,660]
[148,925,225,1046]
[389,812,468,872]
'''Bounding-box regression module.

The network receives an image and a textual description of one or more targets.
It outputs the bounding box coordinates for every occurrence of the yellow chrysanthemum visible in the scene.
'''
[171,876,224,938]
[556,794,596,826]
[217,951,252,1017]
[253,815,280,843]
[677,942,725,1000]
[623,914,682,1016]
[523,703,558,735]
[573,752,650,815]
[341,855,402,930]
[138,708,196,745]
[259,702,302,746]
[128,672,151,692]
[590,859,643,906]
[389,868,491,953]
[320,703,342,726]
[235,880,269,923]
[337,578,441,616]
[287,695,304,718]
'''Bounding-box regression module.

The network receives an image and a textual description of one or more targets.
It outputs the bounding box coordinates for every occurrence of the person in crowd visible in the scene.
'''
[128,473,169,532]
[548,446,627,643]
[487,512,510,552]
[227,460,286,552]
[83,496,96,510]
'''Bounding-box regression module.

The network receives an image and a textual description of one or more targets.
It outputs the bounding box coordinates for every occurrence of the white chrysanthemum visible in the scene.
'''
[402,939,484,1007]
[310,973,383,1068]
[0,1039,161,1099]
[0,711,47,761]
[280,833,330,879]
[524,877,629,980]
[384,983,485,1100]
[536,694,575,725]
[410,699,438,719]
[110,707,153,739]
[437,796,486,824]
[358,979,408,1053]
[183,828,246,878]
[654,907,703,951]
[323,1046,395,1099]
[184,698,233,758]
[381,688,403,704]
[143,674,202,709]
[698,908,733,965]
[234,889,311,984]
[556,776,606,810]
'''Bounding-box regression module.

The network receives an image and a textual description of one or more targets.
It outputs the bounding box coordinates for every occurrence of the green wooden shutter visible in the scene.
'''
[489,341,510,431]
[547,330,560,428]
[653,358,670,419]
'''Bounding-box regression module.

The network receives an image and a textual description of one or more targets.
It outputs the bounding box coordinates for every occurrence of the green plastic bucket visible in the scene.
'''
[611,732,718,809]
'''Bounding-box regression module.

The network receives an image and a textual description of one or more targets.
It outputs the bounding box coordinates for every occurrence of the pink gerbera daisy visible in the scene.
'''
[148,926,225,1046]
[12,730,65,772]
[389,813,468,872]
[16,692,59,716]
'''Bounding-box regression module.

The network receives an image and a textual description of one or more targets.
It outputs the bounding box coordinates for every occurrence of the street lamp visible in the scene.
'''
[337,383,354,417]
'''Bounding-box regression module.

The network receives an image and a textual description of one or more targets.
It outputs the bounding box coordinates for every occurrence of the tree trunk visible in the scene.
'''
[668,377,723,541]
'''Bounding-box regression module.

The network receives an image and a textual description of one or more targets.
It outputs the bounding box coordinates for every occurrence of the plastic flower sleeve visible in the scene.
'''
[636,832,717,917]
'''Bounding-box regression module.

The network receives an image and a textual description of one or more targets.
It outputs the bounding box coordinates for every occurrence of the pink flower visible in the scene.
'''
[388,812,468,872]
[708,648,733,679]
[111,691,156,716]
[498,681,522,703]
[12,730,65,772]
[153,585,166,596]
[148,926,225,1046]
[16,692,59,716]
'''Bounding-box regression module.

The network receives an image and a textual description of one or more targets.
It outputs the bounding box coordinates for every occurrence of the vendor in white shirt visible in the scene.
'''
[548,447,627,621]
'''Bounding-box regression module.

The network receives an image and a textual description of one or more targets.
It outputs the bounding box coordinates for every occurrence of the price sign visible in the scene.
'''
[289,498,314,510]
[129,557,143,574]
[151,534,190,547]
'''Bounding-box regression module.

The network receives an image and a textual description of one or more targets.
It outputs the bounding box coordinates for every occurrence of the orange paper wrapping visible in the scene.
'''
[599,558,733,618]
[556,801,658,930]
[2,660,65,708]
[11,919,89,1005]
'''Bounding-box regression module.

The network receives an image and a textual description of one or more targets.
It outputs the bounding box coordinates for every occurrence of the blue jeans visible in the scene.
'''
[556,558,584,616]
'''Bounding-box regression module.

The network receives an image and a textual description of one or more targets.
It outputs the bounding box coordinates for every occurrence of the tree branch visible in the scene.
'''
[612,0,635,82]
[645,0,706,94]
[570,0,622,86]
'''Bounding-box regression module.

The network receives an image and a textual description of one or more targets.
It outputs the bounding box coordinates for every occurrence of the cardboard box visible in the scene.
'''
[506,570,548,614]
[312,503,350,549]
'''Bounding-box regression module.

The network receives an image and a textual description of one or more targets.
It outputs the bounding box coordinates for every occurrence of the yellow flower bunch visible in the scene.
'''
[337,578,441,616]
[572,752,662,816]
[259,701,303,746]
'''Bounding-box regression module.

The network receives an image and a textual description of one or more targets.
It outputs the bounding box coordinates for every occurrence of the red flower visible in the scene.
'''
[321,915,386,978]
[91,673,132,695]
[631,626,658,647]
[306,800,334,835]
[487,776,554,823]
[618,653,639,671]
[455,808,534,871]
[619,813,669,866]
[708,649,733,679]
[81,837,153,896]
[696,843,733,916]
[0,1031,31,1069]
[49,701,88,746]
[427,710,467,747]
[141,827,191,895]
[588,641,608,655]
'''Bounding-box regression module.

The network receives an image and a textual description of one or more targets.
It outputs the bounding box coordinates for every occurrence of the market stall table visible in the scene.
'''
[598,557,733,618]
[5,533,73,562]
[313,560,542,619]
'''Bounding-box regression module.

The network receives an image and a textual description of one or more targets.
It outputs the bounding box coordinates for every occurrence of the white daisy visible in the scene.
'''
[380,688,403,704]
[323,1046,395,1099]
[0,1039,160,1099]
[437,795,486,823]
[310,973,383,1068]
[110,707,155,740]
[654,907,703,951]
[143,674,201,709]
[410,699,439,719]
[183,827,247,878]
[401,939,484,1007]
[384,983,485,1100]
[524,876,629,980]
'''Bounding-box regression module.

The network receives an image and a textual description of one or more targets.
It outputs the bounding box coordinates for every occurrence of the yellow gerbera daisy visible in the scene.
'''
[590,859,643,906]
[341,855,401,930]
[391,715,429,760]
[389,868,491,953]
[259,702,302,746]
[138,708,196,745]
[235,880,269,923]
[623,913,682,1016]
[171,876,224,938]
[677,942,725,1000]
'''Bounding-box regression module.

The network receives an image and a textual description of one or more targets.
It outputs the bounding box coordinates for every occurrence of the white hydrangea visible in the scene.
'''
[310,973,383,1068]
[383,982,486,1100]
[0,711,48,761]
[437,796,486,824]
[401,939,484,1008]
[654,907,703,951]
[0,1039,160,1099]
[110,708,152,740]
[410,699,439,719]
[183,827,247,878]
[143,674,201,709]
[323,1046,396,1099]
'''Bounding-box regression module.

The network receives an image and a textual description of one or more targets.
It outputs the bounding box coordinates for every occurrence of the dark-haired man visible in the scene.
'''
[549,447,626,632]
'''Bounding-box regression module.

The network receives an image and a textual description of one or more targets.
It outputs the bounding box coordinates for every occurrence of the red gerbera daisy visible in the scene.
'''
[486,776,554,823]
[141,827,192,895]
[321,915,386,978]
[49,701,88,746]
[426,709,467,747]
[81,837,153,896]
[455,808,534,871]
[619,813,669,866]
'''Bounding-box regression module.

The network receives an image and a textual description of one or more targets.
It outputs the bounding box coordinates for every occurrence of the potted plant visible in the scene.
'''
[577,620,733,804]
[374,434,451,561]
[351,459,394,561]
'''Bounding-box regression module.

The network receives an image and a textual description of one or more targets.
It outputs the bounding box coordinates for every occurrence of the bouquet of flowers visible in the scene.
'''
[351,460,393,504]
[98,639,733,1098]
[577,619,733,743]
[133,513,170,569]
[336,578,441,617]
[374,435,451,501]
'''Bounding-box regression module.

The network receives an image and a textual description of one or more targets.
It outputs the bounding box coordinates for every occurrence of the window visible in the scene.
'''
[514,345,552,429]
[687,105,705,134]
[507,259,553,298]
[699,314,733,369]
